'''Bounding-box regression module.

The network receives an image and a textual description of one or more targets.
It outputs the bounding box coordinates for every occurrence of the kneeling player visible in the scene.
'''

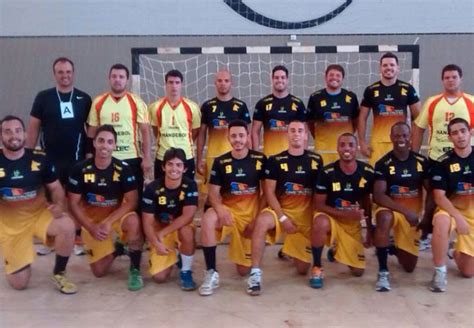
[311,133,374,288]
[68,125,144,291]
[142,148,199,291]
[199,119,265,296]
[430,118,473,292]
[373,122,430,291]
[0,115,77,294]
[247,120,323,295]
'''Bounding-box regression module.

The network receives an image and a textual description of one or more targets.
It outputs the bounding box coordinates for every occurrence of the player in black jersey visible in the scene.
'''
[430,118,474,292]
[311,133,374,289]
[197,70,251,193]
[198,119,266,296]
[247,120,323,296]
[373,122,430,292]
[68,125,144,291]
[0,115,77,294]
[142,148,199,291]
[251,65,307,157]
[307,64,359,164]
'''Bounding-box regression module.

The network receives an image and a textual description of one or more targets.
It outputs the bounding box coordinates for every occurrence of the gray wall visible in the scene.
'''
[1,34,473,123]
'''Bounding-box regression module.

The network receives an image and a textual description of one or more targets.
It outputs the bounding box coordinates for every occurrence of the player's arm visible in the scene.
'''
[208,183,233,225]
[357,105,371,157]
[86,125,98,158]
[251,120,263,151]
[264,179,297,233]
[68,192,95,233]
[313,193,364,222]
[138,122,153,176]
[26,116,41,149]
[103,190,138,227]
[360,193,373,247]
[45,180,66,218]
[411,124,425,153]
[373,180,418,225]
[409,101,421,122]
[433,189,469,234]
[157,205,197,239]
[196,123,208,175]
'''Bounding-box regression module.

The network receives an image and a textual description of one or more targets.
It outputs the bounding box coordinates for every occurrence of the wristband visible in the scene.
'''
[279,215,288,223]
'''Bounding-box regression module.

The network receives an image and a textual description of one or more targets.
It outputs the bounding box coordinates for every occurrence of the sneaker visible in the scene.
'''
[375,271,391,292]
[180,270,197,291]
[51,272,78,295]
[74,244,85,256]
[327,247,335,263]
[198,269,220,296]
[419,236,432,251]
[128,268,144,291]
[247,270,262,296]
[309,266,324,289]
[36,244,53,256]
[430,269,447,293]
[278,248,291,261]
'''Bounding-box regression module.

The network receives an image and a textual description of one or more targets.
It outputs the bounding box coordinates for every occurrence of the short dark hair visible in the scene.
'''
[337,132,358,144]
[442,64,463,79]
[163,147,187,167]
[228,119,248,132]
[390,121,410,134]
[380,52,399,65]
[272,65,288,77]
[447,117,470,135]
[53,57,75,72]
[0,115,25,132]
[165,69,184,83]
[95,124,117,142]
[325,64,345,78]
[109,63,130,79]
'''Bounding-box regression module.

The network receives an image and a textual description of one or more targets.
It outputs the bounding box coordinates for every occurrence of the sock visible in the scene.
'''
[250,267,261,275]
[180,254,194,272]
[376,247,389,272]
[202,246,217,271]
[435,265,447,273]
[53,255,70,275]
[129,249,142,271]
[311,246,324,267]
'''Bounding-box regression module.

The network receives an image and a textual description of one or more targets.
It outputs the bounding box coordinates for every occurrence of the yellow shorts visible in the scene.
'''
[148,224,195,276]
[199,157,216,194]
[375,208,420,256]
[82,212,135,264]
[262,208,312,264]
[215,206,253,267]
[0,207,53,274]
[314,211,365,269]
[369,142,392,167]
[434,209,474,257]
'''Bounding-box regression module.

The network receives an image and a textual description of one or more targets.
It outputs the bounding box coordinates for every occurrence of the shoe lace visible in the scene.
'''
[249,271,261,285]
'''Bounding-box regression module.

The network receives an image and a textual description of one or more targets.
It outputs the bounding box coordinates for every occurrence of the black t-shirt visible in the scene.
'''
[31,87,92,165]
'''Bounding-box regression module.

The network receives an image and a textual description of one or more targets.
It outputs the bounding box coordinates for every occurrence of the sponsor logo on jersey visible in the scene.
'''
[335,198,358,210]
[230,182,256,195]
[269,119,287,130]
[212,118,228,129]
[378,104,403,116]
[323,112,348,122]
[0,187,37,201]
[390,185,418,198]
[86,193,118,207]
[284,182,311,195]
[456,182,473,194]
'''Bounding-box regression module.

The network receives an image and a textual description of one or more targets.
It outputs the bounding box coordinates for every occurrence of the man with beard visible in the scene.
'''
[373,122,430,292]
[247,120,323,295]
[251,65,307,157]
[429,118,473,292]
[199,119,265,296]
[310,133,374,289]
[0,115,77,294]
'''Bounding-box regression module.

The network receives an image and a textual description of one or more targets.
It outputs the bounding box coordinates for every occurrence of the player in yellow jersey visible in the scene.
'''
[358,52,421,166]
[87,64,152,191]
[148,70,201,179]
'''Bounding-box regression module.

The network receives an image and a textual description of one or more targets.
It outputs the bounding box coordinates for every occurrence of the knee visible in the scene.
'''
[313,215,330,233]
[8,278,29,290]
[432,215,450,231]
[236,265,250,277]
[350,268,364,277]
[375,212,393,231]
[178,225,195,241]
[123,213,141,233]
[91,267,108,278]
[296,265,310,275]
[459,266,474,278]
[201,210,218,231]
[403,264,416,273]
[254,215,273,233]
[56,216,76,236]
[152,271,170,283]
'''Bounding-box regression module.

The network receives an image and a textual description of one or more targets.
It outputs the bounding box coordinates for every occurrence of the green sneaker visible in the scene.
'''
[128,268,144,291]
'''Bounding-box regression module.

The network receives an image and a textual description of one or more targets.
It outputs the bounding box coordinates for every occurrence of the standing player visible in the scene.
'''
[307,64,359,164]
[0,115,77,294]
[311,133,374,289]
[358,52,421,166]
[429,118,473,292]
[247,120,323,296]
[142,148,199,291]
[87,63,152,190]
[373,122,430,292]
[251,65,307,157]
[68,125,144,291]
[27,57,92,256]
[197,69,251,192]
[199,120,265,296]
[148,70,201,179]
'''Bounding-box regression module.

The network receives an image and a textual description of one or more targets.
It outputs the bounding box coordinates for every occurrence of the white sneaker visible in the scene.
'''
[199,269,220,296]
[419,235,432,251]
[36,244,53,256]
[247,269,262,296]
[74,244,86,256]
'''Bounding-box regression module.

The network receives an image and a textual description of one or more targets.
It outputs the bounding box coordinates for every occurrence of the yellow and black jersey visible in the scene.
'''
[374,151,430,213]
[316,161,374,210]
[361,80,419,143]
[253,94,306,156]
[142,176,198,224]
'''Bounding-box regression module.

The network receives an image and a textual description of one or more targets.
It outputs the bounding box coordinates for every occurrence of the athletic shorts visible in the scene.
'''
[261,207,312,264]
[375,207,420,256]
[82,212,136,264]
[434,209,474,257]
[0,207,53,274]
[313,211,365,269]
